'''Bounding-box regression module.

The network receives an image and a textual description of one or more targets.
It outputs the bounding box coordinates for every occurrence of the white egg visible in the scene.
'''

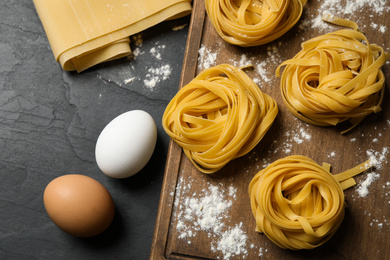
[95,110,157,179]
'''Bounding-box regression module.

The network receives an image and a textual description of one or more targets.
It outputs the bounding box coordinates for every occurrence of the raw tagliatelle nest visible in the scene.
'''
[162,64,278,174]
[276,25,388,134]
[249,155,371,250]
[205,0,307,46]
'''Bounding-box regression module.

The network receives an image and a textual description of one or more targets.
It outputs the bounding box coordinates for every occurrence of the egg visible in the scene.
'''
[95,110,157,179]
[43,174,115,237]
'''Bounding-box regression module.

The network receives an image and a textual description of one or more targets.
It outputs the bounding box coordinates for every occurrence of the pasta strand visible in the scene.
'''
[249,155,372,250]
[276,20,388,133]
[205,0,307,46]
[163,64,278,173]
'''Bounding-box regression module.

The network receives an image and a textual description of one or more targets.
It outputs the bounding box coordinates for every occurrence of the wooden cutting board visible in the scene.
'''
[150,0,390,259]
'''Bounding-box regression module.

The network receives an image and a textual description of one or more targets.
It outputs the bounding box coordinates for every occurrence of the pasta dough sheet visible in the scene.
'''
[33,0,192,72]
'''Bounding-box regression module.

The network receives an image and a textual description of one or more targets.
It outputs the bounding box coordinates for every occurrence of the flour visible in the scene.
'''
[356,147,389,197]
[357,172,381,198]
[150,45,166,60]
[132,47,143,59]
[256,61,272,83]
[370,218,387,230]
[143,64,172,90]
[131,34,144,60]
[198,41,282,87]
[174,177,261,259]
[237,54,252,68]
[300,0,390,33]
[254,43,282,85]
[379,25,387,33]
[122,35,173,90]
[363,175,390,229]
[273,121,312,154]
[198,44,217,69]
[212,223,248,260]
[310,13,331,31]
[366,147,389,171]
[385,182,390,206]
[319,0,390,15]
[228,42,282,87]
[175,181,235,237]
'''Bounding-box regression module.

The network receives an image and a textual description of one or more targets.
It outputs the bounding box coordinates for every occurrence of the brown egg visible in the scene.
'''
[43,174,115,237]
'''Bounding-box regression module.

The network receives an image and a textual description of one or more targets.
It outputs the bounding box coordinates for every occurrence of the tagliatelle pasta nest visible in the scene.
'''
[162,64,278,174]
[205,0,307,46]
[276,21,388,133]
[249,155,372,250]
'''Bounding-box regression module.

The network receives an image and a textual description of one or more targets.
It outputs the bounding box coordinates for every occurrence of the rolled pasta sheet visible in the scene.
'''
[276,29,389,133]
[205,0,307,47]
[33,0,192,72]
[249,155,371,250]
[162,64,278,174]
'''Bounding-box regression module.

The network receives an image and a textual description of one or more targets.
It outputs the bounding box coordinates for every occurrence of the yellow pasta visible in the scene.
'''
[162,64,278,173]
[276,19,388,133]
[205,0,307,47]
[33,0,192,72]
[249,155,372,250]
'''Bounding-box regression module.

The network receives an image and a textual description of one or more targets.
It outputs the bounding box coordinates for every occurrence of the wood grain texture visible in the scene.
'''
[151,0,390,259]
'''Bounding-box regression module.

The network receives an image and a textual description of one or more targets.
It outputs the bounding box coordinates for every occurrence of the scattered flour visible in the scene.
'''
[366,147,389,171]
[237,54,252,68]
[362,208,390,231]
[132,47,143,59]
[379,25,387,33]
[273,121,312,154]
[140,42,172,90]
[384,182,390,207]
[131,34,144,60]
[356,147,389,197]
[300,0,390,33]
[212,223,248,260]
[228,42,282,87]
[256,61,272,83]
[318,0,390,15]
[174,177,235,239]
[369,218,388,230]
[254,43,282,85]
[197,42,282,87]
[150,44,166,60]
[143,64,172,90]
[173,176,264,259]
[198,44,217,69]
[118,35,173,90]
[357,172,381,198]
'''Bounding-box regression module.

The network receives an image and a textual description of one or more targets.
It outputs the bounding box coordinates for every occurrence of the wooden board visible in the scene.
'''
[151,0,390,259]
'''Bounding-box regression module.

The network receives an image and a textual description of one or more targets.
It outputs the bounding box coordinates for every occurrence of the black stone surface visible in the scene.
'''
[0,1,190,259]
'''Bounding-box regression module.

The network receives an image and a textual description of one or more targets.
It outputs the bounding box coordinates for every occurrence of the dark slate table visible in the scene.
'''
[0,1,190,259]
